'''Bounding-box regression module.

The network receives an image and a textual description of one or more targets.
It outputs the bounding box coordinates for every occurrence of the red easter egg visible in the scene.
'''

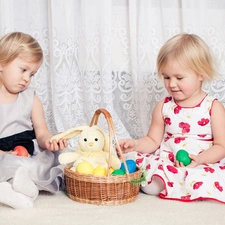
[14,146,29,157]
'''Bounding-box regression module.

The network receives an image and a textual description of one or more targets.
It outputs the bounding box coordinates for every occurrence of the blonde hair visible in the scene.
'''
[0,32,43,65]
[157,33,216,80]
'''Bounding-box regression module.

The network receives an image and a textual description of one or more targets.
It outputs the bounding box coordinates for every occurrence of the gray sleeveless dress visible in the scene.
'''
[0,87,65,192]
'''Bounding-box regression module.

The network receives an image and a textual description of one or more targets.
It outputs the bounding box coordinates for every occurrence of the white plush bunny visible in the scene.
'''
[50,125,121,171]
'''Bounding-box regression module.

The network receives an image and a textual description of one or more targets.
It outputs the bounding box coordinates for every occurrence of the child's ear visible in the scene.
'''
[198,74,204,81]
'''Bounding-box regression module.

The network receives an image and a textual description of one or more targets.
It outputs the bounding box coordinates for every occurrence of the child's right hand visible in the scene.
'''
[117,139,136,153]
[45,139,68,152]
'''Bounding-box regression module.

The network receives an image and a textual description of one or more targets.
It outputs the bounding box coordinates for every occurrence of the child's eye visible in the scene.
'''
[177,77,183,80]
[29,73,34,77]
[21,68,26,72]
[163,76,170,80]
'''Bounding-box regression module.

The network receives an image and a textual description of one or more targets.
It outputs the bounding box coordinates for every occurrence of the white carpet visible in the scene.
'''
[1,190,225,225]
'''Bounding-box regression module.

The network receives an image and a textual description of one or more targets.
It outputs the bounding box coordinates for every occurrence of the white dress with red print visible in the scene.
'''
[129,94,225,203]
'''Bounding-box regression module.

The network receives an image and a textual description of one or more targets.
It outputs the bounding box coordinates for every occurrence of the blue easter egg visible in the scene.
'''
[120,160,136,173]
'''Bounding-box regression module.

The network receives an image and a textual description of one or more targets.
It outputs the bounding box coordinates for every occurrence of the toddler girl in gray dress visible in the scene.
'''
[0,32,68,209]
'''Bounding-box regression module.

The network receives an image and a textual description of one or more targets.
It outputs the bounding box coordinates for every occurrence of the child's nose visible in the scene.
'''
[169,78,176,88]
[23,73,30,82]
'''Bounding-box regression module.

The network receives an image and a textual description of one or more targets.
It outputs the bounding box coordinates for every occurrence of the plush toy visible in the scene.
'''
[50,125,121,172]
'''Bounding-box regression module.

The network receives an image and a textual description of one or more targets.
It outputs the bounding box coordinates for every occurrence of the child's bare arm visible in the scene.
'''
[31,96,68,151]
[188,100,225,167]
[119,100,165,154]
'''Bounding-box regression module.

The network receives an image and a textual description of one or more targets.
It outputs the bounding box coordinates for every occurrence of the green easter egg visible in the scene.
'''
[112,169,125,176]
[176,149,191,166]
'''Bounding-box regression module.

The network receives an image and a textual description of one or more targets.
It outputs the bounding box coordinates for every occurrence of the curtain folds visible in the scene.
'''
[0,0,225,145]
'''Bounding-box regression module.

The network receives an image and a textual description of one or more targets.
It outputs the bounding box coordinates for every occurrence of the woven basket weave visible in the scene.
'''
[64,108,142,205]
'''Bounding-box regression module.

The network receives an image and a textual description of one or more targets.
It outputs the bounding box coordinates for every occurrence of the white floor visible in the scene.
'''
[1,190,225,225]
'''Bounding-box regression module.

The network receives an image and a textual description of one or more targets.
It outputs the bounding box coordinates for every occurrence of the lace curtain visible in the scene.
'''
[0,0,225,145]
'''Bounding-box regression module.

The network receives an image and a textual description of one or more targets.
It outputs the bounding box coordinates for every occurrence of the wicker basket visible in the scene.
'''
[64,108,142,205]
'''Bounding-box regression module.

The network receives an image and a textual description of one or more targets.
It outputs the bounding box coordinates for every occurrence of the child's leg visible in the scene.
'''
[12,167,39,200]
[141,176,164,195]
[0,182,33,209]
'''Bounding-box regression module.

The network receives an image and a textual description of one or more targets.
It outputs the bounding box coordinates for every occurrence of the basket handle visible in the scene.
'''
[90,108,130,176]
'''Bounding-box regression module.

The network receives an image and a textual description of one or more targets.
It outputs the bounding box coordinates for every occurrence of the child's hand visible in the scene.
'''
[117,139,136,153]
[174,159,185,168]
[175,154,199,168]
[186,154,199,168]
[45,139,68,151]
[0,150,17,155]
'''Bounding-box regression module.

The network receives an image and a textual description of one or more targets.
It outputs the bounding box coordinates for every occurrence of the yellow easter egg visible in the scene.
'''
[93,166,107,176]
[76,162,94,175]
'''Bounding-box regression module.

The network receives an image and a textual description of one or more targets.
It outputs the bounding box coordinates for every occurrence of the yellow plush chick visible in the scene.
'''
[93,166,107,176]
[76,162,94,175]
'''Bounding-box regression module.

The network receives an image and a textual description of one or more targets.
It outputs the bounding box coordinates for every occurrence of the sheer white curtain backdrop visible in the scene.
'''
[0,0,225,145]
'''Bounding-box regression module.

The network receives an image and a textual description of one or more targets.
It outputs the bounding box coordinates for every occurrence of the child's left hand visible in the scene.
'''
[186,154,200,168]
[45,139,68,151]
[175,154,199,168]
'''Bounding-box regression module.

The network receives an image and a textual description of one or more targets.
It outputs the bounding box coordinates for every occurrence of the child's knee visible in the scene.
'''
[141,176,164,195]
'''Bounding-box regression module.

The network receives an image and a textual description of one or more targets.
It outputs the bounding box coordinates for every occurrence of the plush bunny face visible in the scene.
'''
[78,127,105,152]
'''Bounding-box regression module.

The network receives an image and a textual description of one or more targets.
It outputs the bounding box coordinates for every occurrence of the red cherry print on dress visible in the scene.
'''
[158,164,163,170]
[174,137,185,144]
[198,134,207,138]
[214,182,223,192]
[179,122,190,133]
[164,136,170,142]
[164,117,171,125]
[166,165,178,174]
[167,182,174,187]
[146,164,151,170]
[193,181,203,190]
[136,158,144,165]
[181,195,191,200]
[219,165,225,170]
[164,97,172,103]
[204,167,215,173]
[174,105,182,114]
[168,152,174,162]
[164,132,173,142]
[197,118,209,126]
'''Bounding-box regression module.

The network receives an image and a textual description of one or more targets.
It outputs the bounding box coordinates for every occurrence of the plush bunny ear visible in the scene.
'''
[50,126,89,143]
[92,125,110,152]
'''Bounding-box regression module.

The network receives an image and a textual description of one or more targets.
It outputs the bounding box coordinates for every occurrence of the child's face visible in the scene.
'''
[161,60,203,105]
[0,56,42,94]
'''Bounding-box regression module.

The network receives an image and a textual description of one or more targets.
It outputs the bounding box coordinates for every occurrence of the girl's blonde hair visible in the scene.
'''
[157,33,216,80]
[0,32,43,65]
